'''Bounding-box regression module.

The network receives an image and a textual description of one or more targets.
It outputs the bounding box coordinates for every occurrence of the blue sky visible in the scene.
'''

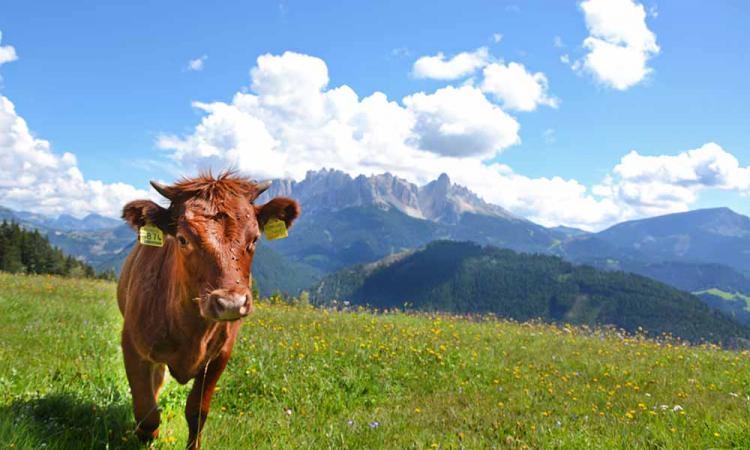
[1,1,748,229]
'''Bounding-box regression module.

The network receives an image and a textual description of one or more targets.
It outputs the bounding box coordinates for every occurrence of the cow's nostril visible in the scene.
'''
[216,296,231,309]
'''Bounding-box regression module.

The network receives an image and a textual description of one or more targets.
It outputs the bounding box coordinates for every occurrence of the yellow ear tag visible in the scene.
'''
[139,224,164,247]
[263,218,288,241]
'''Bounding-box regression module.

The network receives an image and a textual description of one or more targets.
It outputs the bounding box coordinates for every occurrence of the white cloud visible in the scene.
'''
[576,0,660,90]
[0,96,150,217]
[158,52,748,231]
[0,31,18,66]
[0,33,150,218]
[492,33,503,44]
[159,51,519,176]
[412,47,490,80]
[480,62,558,111]
[594,143,750,217]
[187,54,207,71]
[403,85,520,157]
[158,51,625,230]
[553,36,565,48]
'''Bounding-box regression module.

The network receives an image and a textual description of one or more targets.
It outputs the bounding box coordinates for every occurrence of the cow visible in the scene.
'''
[117,172,300,449]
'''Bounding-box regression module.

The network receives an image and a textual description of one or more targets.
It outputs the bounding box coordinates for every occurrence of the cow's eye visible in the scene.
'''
[246,236,258,252]
[177,235,189,247]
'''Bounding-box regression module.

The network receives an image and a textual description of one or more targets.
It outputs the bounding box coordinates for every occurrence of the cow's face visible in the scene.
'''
[122,174,300,322]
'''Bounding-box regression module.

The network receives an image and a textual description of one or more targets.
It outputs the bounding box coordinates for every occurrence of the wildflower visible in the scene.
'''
[555,421,562,427]
[672,405,683,412]
[369,421,380,428]
[347,419,354,426]
[284,408,292,416]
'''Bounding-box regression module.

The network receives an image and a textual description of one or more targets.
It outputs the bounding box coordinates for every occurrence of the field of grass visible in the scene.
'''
[1,272,750,449]
[695,288,750,311]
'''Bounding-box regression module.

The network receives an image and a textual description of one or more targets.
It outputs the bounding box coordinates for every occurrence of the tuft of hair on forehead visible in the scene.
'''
[170,170,260,208]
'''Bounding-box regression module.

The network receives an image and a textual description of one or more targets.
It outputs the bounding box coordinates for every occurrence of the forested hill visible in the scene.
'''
[0,221,100,278]
[312,241,750,345]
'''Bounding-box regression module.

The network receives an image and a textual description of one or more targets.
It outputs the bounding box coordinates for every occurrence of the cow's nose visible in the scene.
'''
[209,290,250,321]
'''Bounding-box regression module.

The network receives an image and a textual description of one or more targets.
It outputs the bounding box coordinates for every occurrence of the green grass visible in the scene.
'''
[1,273,750,449]
[695,288,750,311]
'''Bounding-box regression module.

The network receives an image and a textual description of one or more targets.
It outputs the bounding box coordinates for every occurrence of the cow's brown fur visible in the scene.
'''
[118,172,299,449]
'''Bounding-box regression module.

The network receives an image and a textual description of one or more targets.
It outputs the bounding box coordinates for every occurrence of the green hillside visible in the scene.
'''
[312,241,750,345]
[695,288,750,327]
[1,273,750,449]
[0,221,98,278]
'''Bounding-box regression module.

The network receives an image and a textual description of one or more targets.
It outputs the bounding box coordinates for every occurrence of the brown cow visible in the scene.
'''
[117,172,299,449]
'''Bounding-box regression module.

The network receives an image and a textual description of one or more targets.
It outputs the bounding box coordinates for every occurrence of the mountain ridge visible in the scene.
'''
[311,240,750,344]
[258,168,519,225]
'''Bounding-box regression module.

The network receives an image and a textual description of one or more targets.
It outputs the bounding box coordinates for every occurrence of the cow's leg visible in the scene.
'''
[152,364,167,398]
[185,352,230,450]
[122,334,160,442]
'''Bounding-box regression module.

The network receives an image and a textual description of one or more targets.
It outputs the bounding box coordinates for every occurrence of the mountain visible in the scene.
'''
[550,225,590,238]
[0,221,98,277]
[0,207,120,231]
[260,169,518,224]
[258,169,558,274]
[6,171,750,310]
[557,207,750,304]
[311,241,750,344]
[578,208,750,272]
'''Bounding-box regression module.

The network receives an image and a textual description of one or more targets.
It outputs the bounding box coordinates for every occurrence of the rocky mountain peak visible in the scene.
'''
[259,168,516,224]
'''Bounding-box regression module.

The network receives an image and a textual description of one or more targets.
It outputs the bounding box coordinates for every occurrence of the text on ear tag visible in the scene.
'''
[139,224,164,247]
[263,218,288,241]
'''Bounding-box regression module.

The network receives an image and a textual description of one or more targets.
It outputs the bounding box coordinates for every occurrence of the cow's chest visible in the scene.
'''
[162,324,236,384]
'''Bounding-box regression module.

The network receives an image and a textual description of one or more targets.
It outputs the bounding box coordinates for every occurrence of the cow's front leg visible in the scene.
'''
[122,333,161,442]
[185,351,230,450]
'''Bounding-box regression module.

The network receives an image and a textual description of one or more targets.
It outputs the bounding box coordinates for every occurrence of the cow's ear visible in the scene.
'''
[255,197,300,230]
[122,200,173,233]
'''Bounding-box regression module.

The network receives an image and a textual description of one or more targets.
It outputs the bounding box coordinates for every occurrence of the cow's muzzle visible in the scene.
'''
[206,289,251,321]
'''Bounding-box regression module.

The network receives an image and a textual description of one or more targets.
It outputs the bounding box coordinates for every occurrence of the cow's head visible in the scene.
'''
[122,172,299,321]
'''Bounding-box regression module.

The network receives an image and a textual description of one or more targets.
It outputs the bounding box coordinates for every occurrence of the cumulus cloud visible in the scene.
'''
[576,0,660,90]
[187,54,207,71]
[157,51,626,230]
[0,96,151,217]
[0,32,18,66]
[0,33,150,218]
[159,51,520,178]
[159,52,747,231]
[412,47,490,80]
[594,143,750,217]
[403,86,520,157]
[480,62,558,111]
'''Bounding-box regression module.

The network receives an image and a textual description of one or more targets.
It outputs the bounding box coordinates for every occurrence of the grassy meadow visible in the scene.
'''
[1,272,750,449]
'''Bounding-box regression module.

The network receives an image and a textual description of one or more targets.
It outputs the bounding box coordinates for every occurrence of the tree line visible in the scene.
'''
[0,221,113,279]
[312,240,750,344]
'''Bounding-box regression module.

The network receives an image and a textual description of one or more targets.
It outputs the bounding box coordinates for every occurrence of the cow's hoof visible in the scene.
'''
[135,425,159,442]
